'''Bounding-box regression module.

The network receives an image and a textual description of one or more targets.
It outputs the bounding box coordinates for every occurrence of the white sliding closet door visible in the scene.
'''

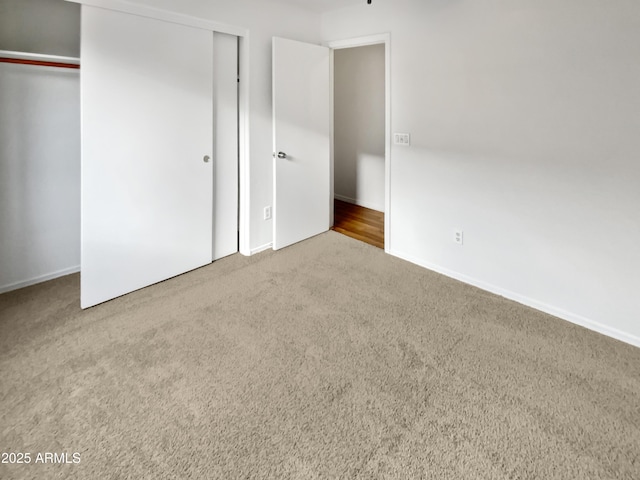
[213,32,239,261]
[81,7,214,308]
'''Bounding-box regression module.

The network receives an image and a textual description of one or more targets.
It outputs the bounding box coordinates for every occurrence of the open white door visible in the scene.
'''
[81,7,214,308]
[272,37,331,250]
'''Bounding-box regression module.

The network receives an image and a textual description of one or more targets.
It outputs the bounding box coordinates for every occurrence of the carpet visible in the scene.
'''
[1,231,639,479]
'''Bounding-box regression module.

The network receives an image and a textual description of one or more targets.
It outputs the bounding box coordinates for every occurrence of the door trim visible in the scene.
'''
[67,0,246,36]
[325,33,391,254]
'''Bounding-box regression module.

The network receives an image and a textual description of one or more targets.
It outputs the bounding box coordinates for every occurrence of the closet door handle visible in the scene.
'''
[203,155,211,163]
[277,152,287,159]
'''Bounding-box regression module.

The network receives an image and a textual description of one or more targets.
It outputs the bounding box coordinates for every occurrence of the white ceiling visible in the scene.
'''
[277,0,366,14]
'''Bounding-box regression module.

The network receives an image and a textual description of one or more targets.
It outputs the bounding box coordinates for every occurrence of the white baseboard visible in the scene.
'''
[0,265,81,294]
[389,249,640,349]
[334,194,384,213]
[250,243,273,255]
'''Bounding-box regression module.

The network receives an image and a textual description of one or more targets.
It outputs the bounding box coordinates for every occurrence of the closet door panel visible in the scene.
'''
[213,32,238,260]
[81,6,214,308]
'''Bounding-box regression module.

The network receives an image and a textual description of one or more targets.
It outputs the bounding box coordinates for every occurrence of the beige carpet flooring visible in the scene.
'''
[1,231,639,479]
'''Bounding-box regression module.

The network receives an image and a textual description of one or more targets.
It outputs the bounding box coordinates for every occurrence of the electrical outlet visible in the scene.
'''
[454,230,464,245]
[264,206,272,220]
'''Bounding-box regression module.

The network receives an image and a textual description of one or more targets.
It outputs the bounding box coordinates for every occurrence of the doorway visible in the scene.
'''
[328,34,390,252]
[332,199,384,249]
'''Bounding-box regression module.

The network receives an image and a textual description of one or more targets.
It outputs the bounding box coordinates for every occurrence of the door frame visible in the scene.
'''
[325,33,391,254]
[68,0,252,256]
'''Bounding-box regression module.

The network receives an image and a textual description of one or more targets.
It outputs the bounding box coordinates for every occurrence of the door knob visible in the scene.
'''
[277,152,287,159]
[203,155,211,163]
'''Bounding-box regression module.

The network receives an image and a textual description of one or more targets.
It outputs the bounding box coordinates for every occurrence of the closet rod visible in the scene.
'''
[0,50,80,69]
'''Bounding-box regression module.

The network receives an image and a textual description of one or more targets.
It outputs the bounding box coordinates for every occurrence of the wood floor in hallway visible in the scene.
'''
[332,199,384,249]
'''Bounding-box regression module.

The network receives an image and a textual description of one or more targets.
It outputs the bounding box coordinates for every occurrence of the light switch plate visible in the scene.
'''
[393,133,411,146]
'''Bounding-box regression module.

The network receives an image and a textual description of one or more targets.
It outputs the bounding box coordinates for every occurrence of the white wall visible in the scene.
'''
[322,0,640,346]
[128,0,323,253]
[0,63,81,292]
[0,0,81,293]
[334,44,385,212]
[0,0,80,56]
